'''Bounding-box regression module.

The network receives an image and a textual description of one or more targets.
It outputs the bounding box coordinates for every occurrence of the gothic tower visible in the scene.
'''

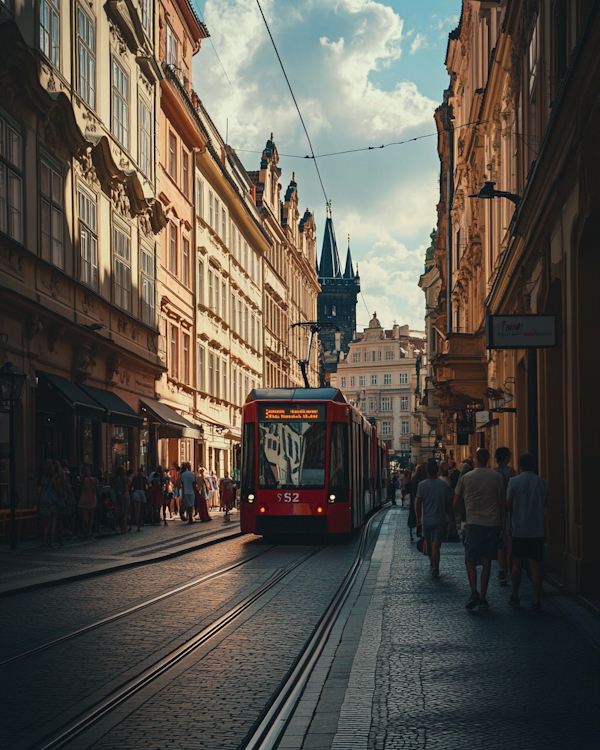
[317,216,360,354]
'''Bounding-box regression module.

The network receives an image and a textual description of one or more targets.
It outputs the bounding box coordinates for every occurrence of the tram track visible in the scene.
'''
[15,544,326,750]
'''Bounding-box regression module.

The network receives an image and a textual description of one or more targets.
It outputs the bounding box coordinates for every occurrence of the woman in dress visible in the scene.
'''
[79,466,99,539]
[147,465,163,525]
[111,465,130,534]
[37,460,60,547]
[195,469,211,522]
[219,471,235,518]
[170,462,181,518]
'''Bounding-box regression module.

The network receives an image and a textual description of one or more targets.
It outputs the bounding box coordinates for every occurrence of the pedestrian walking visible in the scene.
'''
[453,448,505,611]
[211,470,220,510]
[401,469,411,507]
[37,459,59,547]
[170,462,181,517]
[448,460,460,490]
[507,454,549,611]
[195,469,212,522]
[130,467,149,532]
[415,458,452,578]
[439,462,452,489]
[111,465,131,534]
[78,466,99,539]
[408,464,426,542]
[494,447,516,586]
[177,462,197,524]
[162,468,173,524]
[219,471,235,518]
[147,466,163,525]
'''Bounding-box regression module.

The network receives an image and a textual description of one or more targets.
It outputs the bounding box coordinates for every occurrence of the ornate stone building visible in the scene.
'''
[430,0,600,599]
[248,136,320,389]
[0,1,166,506]
[331,315,424,468]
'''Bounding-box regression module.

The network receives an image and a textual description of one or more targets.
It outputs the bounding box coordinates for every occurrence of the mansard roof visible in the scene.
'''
[318,217,342,279]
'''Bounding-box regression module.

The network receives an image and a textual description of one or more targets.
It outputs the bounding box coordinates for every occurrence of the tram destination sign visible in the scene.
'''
[259,403,327,422]
[486,314,557,349]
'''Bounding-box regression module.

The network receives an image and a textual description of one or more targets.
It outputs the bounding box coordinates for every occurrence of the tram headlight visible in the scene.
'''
[328,494,336,503]
[260,506,266,513]
[317,506,323,514]
[248,494,255,503]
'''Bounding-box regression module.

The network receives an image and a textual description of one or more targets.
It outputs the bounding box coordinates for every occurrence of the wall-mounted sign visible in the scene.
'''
[258,403,326,422]
[486,315,556,349]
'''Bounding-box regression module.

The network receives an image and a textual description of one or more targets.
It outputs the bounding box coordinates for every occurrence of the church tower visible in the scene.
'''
[317,213,360,354]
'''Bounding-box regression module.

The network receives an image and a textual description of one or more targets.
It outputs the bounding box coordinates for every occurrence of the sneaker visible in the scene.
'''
[532,602,543,612]
[498,571,509,587]
[478,598,489,610]
[508,595,521,607]
[465,591,480,610]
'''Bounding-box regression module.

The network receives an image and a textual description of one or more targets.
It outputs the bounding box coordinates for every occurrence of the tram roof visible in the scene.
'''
[246,388,347,403]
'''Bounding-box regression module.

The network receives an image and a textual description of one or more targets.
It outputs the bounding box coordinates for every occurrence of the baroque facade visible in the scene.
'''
[430,0,600,599]
[330,315,424,468]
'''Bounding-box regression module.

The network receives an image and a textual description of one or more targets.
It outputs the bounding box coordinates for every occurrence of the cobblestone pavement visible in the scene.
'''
[0,508,240,590]
[3,532,363,749]
[287,508,600,750]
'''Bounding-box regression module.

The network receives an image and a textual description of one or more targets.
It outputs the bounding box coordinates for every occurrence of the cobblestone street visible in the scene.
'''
[286,509,600,750]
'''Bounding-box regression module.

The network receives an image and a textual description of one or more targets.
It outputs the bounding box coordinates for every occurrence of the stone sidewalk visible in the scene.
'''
[282,508,600,750]
[0,507,240,594]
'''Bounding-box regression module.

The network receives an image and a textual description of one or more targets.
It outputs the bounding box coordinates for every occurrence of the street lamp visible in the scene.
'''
[0,361,27,550]
[469,181,521,205]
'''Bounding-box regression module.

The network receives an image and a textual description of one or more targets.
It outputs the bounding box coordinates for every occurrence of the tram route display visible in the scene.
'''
[259,404,326,422]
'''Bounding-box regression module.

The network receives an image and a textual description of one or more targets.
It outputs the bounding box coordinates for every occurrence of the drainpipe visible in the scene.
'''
[444,90,454,335]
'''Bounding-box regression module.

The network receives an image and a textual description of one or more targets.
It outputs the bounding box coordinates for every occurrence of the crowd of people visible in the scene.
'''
[35,460,239,547]
[390,447,549,611]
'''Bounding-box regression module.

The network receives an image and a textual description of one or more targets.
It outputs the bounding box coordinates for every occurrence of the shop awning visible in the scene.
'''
[81,385,144,427]
[140,397,203,440]
[37,371,104,420]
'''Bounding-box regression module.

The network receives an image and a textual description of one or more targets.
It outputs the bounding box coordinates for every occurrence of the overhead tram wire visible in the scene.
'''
[191,0,232,85]
[231,120,485,161]
[255,0,329,204]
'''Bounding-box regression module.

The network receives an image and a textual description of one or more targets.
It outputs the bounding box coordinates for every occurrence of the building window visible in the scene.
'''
[244,242,248,270]
[141,0,152,36]
[208,270,213,310]
[380,397,391,411]
[112,59,129,149]
[221,207,226,243]
[222,282,227,321]
[222,360,227,401]
[182,333,190,385]
[233,368,237,406]
[179,236,189,287]
[198,257,204,305]
[401,420,409,435]
[208,352,214,395]
[244,304,249,341]
[251,251,255,280]
[231,292,237,332]
[363,351,368,362]
[353,351,360,363]
[399,372,408,385]
[140,244,155,326]
[371,374,378,386]
[170,325,179,379]
[198,345,205,391]
[166,24,179,66]
[40,157,63,268]
[385,349,394,360]
[139,98,151,176]
[40,0,60,67]
[214,197,220,233]
[231,223,237,258]
[182,150,189,197]
[169,223,177,275]
[400,396,409,411]
[251,314,256,349]
[79,189,98,290]
[369,398,376,412]
[214,277,220,318]
[341,377,346,388]
[384,374,391,385]
[381,422,391,436]
[0,114,23,243]
[208,191,213,226]
[113,222,131,311]
[350,376,355,387]
[196,177,204,217]
[168,132,177,180]
[215,356,221,399]
[359,375,365,387]
[77,7,95,108]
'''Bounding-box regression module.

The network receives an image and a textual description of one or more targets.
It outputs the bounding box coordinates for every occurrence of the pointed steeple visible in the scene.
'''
[318,216,342,279]
[343,234,354,279]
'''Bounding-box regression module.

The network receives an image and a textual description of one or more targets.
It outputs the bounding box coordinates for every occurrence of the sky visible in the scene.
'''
[191,0,460,331]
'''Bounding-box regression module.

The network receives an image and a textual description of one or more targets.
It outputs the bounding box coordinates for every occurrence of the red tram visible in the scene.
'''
[240,388,389,536]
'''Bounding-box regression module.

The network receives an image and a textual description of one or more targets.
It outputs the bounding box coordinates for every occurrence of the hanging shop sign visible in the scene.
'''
[486,315,556,349]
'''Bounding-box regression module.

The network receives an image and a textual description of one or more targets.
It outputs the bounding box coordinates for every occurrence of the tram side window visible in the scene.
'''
[241,423,255,493]
[329,423,349,489]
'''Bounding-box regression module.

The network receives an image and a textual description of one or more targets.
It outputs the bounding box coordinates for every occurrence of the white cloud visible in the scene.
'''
[410,33,427,54]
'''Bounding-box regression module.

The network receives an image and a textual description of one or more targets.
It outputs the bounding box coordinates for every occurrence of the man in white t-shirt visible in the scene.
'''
[177,463,198,525]
[454,448,505,611]
[507,453,549,611]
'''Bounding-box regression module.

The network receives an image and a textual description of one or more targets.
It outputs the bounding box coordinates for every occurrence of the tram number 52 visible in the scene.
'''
[277,492,300,502]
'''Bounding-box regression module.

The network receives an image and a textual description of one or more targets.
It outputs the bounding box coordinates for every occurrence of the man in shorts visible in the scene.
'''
[507,453,549,611]
[454,448,505,611]
[416,458,451,579]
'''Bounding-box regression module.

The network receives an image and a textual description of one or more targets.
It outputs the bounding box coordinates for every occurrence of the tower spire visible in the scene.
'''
[343,234,354,279]
[318,214,342,279]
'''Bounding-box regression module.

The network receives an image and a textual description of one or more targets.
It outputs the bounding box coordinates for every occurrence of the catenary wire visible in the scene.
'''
[255,0,329,204]
[190,0,233,85]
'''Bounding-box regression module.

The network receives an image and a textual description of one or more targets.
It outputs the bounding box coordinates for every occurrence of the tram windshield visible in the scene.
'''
[258,421,327,489]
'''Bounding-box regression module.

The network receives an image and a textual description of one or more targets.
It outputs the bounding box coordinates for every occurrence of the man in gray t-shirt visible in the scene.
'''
[416,459,451,579]
[507,453,549,611]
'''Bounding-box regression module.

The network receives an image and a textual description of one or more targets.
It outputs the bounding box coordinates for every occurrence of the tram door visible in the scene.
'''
[351,420,363,530]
